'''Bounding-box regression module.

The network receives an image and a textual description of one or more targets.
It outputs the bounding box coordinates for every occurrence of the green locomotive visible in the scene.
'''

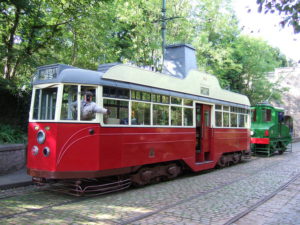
[251,102,293,156]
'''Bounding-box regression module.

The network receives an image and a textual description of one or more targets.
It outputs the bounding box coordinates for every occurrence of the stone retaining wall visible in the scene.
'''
[268,67,300,138]
[293,137,300,143]
[0,144,26,175]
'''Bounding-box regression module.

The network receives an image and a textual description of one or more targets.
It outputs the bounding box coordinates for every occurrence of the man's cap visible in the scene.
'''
[85,91,93,96]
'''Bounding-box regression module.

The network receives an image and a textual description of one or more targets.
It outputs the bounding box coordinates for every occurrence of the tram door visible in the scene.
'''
[195,103,211,162]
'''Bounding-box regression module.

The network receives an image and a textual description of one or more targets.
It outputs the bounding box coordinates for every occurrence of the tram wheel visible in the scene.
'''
[232,152,241,164]
[217,155,227,168]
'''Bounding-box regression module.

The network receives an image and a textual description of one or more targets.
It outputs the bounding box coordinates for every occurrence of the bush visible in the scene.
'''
[0,124,27,144]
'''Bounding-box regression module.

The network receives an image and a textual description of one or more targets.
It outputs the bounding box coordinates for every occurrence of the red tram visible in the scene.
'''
[27,44,251,195]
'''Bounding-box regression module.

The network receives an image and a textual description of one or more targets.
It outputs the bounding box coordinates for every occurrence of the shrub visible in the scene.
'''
[0,124,27,144]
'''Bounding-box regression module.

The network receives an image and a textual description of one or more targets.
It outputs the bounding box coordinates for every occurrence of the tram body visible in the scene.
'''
[27,63,251,188]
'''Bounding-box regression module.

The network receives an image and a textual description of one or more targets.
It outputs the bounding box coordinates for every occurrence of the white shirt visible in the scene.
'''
[73,101,107,120]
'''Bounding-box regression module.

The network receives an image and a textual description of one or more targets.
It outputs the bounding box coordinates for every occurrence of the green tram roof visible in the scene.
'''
[32,63,250,109]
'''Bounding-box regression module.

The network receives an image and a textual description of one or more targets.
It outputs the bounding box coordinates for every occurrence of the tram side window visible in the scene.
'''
[79,86,99,121]
[245,115,249,127]
[153,104,169,125]
[215,105,249,128]
[263,109,272,122]
[132,90,151,102]
[61,85,78,120]
[131,102,150,125]
[184,99,193,106]
[215,111,222,127]
[231,113,237,127]
[238,114,245,127]
[103,99,129,124]
[33,88,57,120]
[103,86,129,99]
[152,94,169,104]
[184,108,193,126]
[223,112,230,127]
[171,97,182,105]
[33,89,40,119]
[171,106,182,126]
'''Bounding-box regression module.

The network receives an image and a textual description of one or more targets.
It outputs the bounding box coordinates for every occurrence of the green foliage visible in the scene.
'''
[0,0,291,108]
[256,0,300,33]
[0,0,104,87]
[223,35,287,104]
[0,124,26,144]
[190,0,288,104]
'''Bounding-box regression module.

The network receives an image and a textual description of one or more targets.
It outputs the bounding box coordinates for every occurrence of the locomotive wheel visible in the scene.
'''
[277,142,286,155]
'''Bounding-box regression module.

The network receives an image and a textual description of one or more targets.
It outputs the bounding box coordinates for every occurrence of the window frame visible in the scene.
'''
[30,84,250,129]
[58,84,101,123]
[214,104,250,129]
[101,86,195,128]
[30,84,61,122]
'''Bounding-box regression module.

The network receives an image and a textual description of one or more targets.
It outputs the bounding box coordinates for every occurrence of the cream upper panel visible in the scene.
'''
[102,64,250,106]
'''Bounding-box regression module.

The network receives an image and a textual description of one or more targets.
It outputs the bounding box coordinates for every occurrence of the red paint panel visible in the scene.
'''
[27,122,58,171]
[27,121,250,177]
[98,127,195,169]
[213,128,250,152]
[55,123,100,171]
[251,137,270,144]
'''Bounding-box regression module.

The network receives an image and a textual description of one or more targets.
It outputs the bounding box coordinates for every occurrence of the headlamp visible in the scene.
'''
[31,146,39,156]
[37,130,46,144]
[43,147,50,157]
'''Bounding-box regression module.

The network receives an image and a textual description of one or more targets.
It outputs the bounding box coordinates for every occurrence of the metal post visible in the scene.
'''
[162,0,166,64]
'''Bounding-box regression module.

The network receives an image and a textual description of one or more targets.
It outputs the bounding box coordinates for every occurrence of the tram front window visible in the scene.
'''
[33,88,58,120]
[61,85,78,120]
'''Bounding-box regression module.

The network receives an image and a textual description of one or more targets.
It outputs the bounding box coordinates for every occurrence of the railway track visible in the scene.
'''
[0,155,295,223]
[0,185,48,201]
[118,160,300,225]
[223,172,300,225]
[0,194,95,220]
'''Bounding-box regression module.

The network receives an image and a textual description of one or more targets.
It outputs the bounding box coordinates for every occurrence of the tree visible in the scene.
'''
[189,0,288,104]
[0,0,291,105]
[191,0,242,87]
[256,0,300,33]
[0,0,102,87]
[223,35,287,104]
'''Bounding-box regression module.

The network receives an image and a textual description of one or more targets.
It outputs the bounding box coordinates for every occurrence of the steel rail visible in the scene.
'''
[223,172,300,225]
[0,155,295,222]
[118,156,296,225]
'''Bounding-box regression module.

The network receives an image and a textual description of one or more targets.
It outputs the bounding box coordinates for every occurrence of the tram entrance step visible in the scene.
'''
[195,160,213,165]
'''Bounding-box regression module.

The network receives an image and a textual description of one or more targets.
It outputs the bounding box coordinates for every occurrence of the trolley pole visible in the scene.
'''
[162,0,166,64]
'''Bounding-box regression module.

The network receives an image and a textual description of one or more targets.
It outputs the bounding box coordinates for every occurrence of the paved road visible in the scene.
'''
[0,143,300,225]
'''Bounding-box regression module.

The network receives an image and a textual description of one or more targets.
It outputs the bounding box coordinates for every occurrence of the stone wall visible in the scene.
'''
[268,66,300,138]
[0,144,26,175]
